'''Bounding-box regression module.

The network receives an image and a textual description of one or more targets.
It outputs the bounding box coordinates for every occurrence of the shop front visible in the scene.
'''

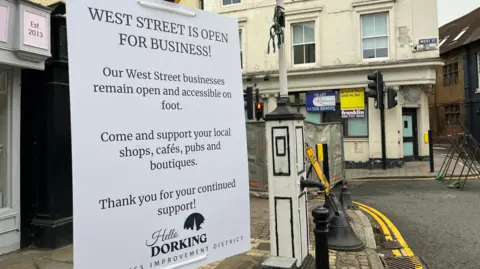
[246,61,439,169]
[0,0,52,255]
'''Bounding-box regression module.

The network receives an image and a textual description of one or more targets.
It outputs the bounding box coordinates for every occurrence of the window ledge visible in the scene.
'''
[0,208,19,220]
[289,63,317,71]
[352,0,395,8]
[344,137,369,142]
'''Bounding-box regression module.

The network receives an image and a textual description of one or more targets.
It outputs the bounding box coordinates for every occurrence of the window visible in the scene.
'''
[239,30,243,69]
[477,52,480,90]
[439,36,449,47]
[453,27,469,42]
[0,72,8,208]
[444,104,460,125]
[321,96,369,137]
[288,90,369,137]
[222,0,240,5]
[292,22,315,65]
[361,12,389,59]
[443,61,458,86]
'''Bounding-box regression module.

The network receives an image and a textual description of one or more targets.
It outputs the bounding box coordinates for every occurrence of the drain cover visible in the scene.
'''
[384,256,423,269]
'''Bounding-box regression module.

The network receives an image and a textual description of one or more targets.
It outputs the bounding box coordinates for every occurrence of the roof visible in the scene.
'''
[438,7,480,55]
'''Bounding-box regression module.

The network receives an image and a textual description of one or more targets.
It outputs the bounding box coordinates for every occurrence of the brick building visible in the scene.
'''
[429,7,480,142]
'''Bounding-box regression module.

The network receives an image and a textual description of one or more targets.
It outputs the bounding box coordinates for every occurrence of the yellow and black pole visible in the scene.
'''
[316,144,330,184]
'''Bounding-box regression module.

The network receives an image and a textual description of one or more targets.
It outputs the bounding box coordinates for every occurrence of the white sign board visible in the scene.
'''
[66,1,250,268]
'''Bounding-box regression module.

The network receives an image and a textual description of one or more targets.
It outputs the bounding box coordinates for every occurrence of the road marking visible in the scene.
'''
[357,205,402,257]
[354,201,415,257]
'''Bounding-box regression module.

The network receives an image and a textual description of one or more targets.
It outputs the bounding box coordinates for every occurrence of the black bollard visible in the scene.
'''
[313,206,330,269]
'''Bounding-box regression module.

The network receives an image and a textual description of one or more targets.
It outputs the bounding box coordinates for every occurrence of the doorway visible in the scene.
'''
[402,108,418,161]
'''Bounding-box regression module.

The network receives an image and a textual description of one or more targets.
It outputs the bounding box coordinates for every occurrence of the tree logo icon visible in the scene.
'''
[184,212,205,231]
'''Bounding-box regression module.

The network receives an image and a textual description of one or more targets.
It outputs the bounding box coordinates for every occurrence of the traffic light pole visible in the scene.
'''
[380,96,387,170]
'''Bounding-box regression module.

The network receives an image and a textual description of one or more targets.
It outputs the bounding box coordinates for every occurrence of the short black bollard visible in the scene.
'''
[313,206,330,269]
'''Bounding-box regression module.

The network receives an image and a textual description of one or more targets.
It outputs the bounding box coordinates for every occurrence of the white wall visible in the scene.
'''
[224,0,440,162]
[206,0,440,74]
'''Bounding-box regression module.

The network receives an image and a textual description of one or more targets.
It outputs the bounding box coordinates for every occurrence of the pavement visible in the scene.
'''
[349,178,480,269]
[345,144,474,180]
[0,198,384,269]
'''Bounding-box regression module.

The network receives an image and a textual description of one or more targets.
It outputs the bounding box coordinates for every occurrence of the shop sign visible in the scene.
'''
[306,91,336,112]
[67,0,250,268]
[0,5,8,43]
[340,88,365,119]
[23,10,48,49]
[341,109,364,118]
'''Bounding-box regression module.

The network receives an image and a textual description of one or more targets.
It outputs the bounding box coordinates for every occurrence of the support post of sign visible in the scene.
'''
[261,0,314,267]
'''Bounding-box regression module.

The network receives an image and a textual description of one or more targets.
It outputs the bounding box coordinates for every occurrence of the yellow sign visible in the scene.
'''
[424,133,429,144]
[316,144,324,161]
[305,146,330,194]
[340,88,365,110]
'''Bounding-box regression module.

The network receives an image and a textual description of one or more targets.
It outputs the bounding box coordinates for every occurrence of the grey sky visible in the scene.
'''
[437,0,480,26]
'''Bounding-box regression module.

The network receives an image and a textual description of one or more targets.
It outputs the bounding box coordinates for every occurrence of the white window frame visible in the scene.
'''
[353,1,395,63]
[284,8,321,69]
[238,18,246,72]
[0,67,21,255]
[360,12,389,61]
[239,29,243,69]
[477,52,480,93]
[221,0,240,7]
[291,21,316,66]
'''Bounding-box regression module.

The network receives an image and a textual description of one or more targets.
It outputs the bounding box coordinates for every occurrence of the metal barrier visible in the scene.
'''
[246,121,345,193]
[435,125,480,190]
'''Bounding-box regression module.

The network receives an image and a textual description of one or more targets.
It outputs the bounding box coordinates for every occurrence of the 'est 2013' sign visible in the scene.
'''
[23,10,48,49]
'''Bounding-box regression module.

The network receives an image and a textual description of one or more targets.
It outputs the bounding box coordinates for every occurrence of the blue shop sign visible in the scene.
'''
[306,91,336,112]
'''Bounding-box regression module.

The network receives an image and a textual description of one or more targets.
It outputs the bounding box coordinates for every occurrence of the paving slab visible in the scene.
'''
[213,254,263,269]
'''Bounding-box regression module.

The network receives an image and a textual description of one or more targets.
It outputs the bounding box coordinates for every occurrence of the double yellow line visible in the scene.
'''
[355,201,423,268]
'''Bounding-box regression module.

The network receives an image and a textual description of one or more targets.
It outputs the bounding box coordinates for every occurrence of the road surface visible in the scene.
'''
[347,179,480,269]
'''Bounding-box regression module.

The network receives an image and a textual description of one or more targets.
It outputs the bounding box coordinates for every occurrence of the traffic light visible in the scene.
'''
[244,87,253,120]
[255,102,264,121]
[367,71,384,109]
[386,87,398,109]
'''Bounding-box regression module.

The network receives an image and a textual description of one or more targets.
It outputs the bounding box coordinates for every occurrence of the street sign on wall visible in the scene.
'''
[306,91,336,112]
[66,0,250,268]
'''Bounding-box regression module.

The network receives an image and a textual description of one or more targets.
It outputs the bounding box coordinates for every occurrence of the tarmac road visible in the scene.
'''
[346,179,480,269]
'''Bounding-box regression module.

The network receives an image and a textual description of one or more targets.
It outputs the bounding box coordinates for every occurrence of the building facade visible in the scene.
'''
[0,0,52,255]
[428,7,480,143]
[205,0,443,168]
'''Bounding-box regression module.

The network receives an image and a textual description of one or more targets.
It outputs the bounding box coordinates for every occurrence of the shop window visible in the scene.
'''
[0,72,7,208]
[288,90,369,137]
[321,91,369,138]
[443,61,458,86]
[292,22,315,65]
[361,12,389,59]
[445,104,460,125]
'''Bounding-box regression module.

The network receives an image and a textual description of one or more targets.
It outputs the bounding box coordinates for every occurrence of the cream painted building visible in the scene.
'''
[205,0,443,168]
